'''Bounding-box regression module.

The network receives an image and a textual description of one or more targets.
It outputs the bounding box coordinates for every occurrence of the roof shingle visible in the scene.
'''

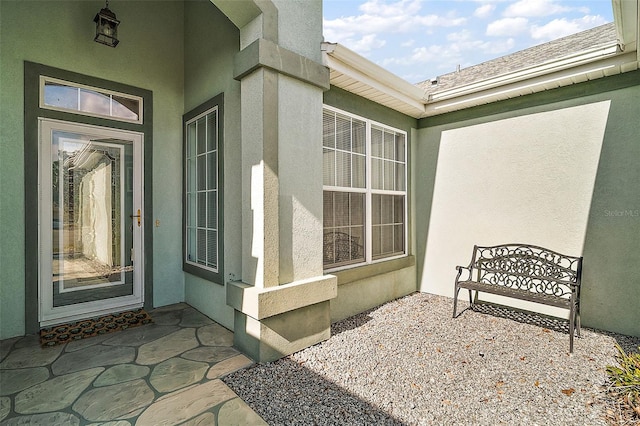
[416,23,618,94]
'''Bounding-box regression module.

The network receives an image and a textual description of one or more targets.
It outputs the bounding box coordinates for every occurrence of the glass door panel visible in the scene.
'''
[52,134,133,305]
[40,119,143,326]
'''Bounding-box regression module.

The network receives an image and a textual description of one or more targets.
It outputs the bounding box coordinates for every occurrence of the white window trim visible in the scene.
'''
[323,105,408,273]
[39,76,143,124]
[184,106,219,273]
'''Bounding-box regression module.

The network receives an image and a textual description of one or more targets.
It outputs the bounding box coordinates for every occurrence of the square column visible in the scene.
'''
[228,11,336,361]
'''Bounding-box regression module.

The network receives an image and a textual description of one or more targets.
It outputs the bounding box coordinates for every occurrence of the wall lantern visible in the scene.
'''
[94,1,120,47]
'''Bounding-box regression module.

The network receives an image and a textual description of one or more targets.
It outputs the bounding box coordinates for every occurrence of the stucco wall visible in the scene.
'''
[415,71,640,337]
[272,0,323,63]
[278,75,326,284]
[0,1,185,339]
[182,0,241,330]
[323,86,419,322]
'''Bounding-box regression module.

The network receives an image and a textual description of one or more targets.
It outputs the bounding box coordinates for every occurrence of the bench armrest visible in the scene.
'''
[455,265,473,282]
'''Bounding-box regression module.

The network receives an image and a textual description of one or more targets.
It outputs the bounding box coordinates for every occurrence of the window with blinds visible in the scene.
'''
[323,107,407,270]
[183,94,224,283]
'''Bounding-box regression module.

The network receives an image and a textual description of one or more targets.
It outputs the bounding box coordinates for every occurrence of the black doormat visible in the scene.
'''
[40,308,152,347]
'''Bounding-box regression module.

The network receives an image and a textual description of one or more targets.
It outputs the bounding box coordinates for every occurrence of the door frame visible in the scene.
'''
[24,61,154,333]
[38,119,145,326]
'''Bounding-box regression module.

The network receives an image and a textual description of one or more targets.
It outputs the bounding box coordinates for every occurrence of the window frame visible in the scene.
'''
[39,76,143,124]
[182,94,224,283]
[322,105,408,273]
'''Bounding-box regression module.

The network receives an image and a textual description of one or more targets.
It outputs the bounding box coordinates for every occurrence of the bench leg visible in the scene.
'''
[453,285,460,318]
[569,312,575,353]
[576,305,581,338]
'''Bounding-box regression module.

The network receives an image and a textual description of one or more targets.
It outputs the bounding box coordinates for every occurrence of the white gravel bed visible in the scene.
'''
[223,293,640,425]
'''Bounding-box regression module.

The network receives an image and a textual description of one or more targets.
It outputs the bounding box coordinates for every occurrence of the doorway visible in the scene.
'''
[39,119,144,327]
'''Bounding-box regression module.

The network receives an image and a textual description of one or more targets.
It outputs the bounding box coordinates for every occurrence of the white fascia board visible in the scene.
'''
[424,51,638,116]
[428,43,621,103]
[322,42,427,102]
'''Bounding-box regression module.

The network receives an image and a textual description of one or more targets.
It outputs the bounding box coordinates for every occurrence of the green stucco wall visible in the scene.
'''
[0,1,185,339]
[272,0,323,63]
[415,71,640,337]
[182,0,241,330]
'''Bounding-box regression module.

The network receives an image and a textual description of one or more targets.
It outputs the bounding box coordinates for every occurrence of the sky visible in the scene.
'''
[323,0,614,83]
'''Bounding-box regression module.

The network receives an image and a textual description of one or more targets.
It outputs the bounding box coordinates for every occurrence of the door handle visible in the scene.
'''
[130,209,141,227]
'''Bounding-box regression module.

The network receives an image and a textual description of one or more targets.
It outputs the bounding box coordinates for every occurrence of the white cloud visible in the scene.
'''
[503,0,571,18]
[409,45,447,64]
[530,15,608,41]
[384,34,515,71]
[401,39,415,47]
[414,14,467,27]
[323,0,466,44]
[486,17,529,36]
[447,29,474,43]
[359,0,422,16]
[349,34,387,52]
[474,4,496,19]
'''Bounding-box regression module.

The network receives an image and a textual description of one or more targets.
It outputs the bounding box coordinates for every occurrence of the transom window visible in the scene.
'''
[323,106,407,270]
[40,77,142,123]
[183,94,224,283]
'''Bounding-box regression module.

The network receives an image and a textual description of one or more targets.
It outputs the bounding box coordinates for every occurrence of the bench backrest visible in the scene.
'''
[470,244,583,297]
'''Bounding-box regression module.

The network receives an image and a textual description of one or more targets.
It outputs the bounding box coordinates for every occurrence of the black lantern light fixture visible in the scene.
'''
[94,0,120,47]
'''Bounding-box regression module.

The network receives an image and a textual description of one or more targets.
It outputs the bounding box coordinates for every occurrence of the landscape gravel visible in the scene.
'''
[223,293,640,425]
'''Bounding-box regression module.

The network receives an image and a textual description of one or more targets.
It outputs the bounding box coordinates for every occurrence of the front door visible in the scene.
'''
[39,119,144,327]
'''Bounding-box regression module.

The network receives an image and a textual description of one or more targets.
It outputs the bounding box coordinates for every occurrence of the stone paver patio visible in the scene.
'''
[0,304,266,425]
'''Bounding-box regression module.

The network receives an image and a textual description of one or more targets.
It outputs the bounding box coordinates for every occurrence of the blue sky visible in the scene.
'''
[323,0,614,83]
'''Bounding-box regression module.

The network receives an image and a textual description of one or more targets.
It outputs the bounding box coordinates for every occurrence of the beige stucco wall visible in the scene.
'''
[421,101,610,317]
[415,73,640,336]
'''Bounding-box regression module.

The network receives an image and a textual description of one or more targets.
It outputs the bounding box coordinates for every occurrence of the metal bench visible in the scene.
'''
[453,244,583,352]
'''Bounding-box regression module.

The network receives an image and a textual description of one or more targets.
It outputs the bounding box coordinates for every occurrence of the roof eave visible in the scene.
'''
[322,42,427,101]
[322,42,427,118]
[422,51,638,117]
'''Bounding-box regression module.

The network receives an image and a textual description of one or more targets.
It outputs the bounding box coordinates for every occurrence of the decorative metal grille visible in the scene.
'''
[323,231,364,267]
[472,244,581,297]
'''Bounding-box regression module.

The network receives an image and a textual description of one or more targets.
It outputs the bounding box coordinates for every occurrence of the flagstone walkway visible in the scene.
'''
[0,304,266,425]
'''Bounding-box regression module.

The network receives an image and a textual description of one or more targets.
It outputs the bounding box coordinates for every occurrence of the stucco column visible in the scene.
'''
[221,0,337,362]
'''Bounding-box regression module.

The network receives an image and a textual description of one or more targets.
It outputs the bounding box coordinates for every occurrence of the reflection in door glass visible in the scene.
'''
[52,132,134,307]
